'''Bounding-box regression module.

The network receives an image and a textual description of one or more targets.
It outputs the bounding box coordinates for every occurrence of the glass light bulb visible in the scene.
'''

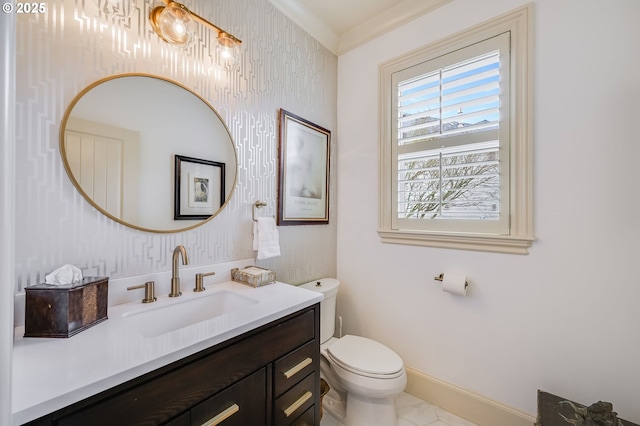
[172,20,186,37]
[216,34,240,72]
[157,3,194,45]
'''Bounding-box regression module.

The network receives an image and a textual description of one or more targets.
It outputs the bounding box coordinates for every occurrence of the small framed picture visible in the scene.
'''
[277,109,331,225]
[174,155,225,220]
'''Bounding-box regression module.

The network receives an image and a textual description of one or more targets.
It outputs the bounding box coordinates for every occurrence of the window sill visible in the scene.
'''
[378,229,535,255]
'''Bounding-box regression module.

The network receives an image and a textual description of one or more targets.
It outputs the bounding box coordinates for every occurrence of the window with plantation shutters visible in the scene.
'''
[393,34,509,235]
[397,140,500,221]
[379,6,534,253]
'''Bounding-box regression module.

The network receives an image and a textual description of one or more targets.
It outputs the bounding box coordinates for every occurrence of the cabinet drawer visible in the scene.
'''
[274,373,315,426]
[191,368,266,426]
[269,308,316,357]
[290,406,315,426]
[165,411,190,426]
[274,340,316,397]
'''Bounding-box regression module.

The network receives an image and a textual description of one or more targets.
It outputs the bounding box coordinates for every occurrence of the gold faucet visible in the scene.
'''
[170,245,189,297]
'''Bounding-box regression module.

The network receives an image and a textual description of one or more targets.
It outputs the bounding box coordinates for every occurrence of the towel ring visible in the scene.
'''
[252,201,267,222]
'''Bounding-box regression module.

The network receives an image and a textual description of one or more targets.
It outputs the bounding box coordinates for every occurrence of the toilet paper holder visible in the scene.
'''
[434,273,468,288]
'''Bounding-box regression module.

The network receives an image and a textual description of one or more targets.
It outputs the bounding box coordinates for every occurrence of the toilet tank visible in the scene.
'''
[300,278,339,344]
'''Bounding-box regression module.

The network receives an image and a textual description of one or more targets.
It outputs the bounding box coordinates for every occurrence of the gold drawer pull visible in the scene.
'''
[283,357,313,379]
[201,403,240,426]
[284,390,313,418]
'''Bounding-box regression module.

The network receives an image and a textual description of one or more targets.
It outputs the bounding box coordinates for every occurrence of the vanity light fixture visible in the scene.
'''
[150,0,242,70]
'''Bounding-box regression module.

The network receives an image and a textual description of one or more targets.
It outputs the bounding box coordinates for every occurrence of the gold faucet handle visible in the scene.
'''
[194,272,216,292]
[127,281,157,303]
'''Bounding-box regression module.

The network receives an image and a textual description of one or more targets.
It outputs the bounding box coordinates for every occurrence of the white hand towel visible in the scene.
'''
[253,221,259,251]
[255,217,281,260]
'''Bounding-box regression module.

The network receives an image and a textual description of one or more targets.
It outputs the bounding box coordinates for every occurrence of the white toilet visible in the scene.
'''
[300,278,407,426]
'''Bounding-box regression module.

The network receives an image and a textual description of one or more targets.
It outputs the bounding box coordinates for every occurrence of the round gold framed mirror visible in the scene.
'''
[60,74,237,233]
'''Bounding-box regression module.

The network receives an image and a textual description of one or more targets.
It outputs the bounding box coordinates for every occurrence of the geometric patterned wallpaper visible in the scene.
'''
[14,0,338,292]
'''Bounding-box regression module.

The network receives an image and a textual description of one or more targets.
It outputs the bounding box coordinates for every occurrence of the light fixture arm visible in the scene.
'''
[187,9,242,46]
[151,0,242,47]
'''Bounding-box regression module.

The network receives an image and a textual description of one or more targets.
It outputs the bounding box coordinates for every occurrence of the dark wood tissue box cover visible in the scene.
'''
[24,276,109,338]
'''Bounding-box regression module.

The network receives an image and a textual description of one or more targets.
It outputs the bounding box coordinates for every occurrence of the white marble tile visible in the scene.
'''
[399,418,421,426]
[396,392,431,409]
[319,412,340,426]
[319,392,478,426]
[398,402,438,425]
[434,406,477,426]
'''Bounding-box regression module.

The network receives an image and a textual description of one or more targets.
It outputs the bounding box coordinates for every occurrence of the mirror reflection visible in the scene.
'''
[60,74,237,233]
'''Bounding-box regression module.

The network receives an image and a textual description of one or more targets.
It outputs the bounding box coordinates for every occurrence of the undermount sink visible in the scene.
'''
[123,291,259,337]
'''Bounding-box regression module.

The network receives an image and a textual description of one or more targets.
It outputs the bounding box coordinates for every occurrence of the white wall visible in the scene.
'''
[1,10,16,426]
[14,0,338,293]
[336,0,640,421]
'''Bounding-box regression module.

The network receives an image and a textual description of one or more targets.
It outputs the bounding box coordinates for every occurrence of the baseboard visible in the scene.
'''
[404,366,536,426]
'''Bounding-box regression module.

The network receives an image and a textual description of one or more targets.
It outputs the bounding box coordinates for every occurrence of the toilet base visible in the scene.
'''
[322,392,399,426]
[322,391,347,422]
[342,392,398,426]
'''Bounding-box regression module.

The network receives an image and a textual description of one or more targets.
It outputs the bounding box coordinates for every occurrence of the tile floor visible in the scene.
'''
[319,392,478,426]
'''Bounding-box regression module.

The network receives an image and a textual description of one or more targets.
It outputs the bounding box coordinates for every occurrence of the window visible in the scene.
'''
[379,6,534,254]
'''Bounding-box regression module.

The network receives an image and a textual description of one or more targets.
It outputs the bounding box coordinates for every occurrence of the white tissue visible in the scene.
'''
[45,264,83,285]
[442,273,468,296]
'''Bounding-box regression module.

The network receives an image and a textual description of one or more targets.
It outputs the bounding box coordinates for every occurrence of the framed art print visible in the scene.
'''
[174,155,225,220]
[277,109,331,225]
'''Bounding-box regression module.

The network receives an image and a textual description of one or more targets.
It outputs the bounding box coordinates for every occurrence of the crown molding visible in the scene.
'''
[268,0,340,54]
[339,0,452,54]
[268,0,452,56]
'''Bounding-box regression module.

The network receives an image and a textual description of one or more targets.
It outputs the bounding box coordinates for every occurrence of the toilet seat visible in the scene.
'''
[326,335,404,379]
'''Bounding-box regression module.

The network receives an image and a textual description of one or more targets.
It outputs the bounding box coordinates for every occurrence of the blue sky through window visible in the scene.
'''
[398,51,500,130]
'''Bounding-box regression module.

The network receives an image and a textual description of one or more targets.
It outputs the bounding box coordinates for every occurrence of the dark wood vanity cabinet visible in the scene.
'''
[190,367,267,426]
[25,304,320,426]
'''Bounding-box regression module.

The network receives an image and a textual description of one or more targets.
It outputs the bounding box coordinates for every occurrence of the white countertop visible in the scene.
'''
[12,280,322,425]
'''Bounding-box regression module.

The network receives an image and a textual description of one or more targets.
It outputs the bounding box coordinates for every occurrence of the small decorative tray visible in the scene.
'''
[231,266,276,287]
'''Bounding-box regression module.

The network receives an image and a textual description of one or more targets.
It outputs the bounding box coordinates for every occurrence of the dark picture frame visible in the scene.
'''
[174,155,225,220]
[277,109,331,225]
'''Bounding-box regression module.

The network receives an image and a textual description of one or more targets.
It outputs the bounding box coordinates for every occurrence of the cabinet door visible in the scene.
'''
[191,368,266,426]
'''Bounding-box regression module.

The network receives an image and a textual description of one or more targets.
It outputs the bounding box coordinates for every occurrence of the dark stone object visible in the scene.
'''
[537,391,638,426]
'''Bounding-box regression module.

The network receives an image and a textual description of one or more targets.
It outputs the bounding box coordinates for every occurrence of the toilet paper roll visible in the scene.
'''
[442,273,468,296]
